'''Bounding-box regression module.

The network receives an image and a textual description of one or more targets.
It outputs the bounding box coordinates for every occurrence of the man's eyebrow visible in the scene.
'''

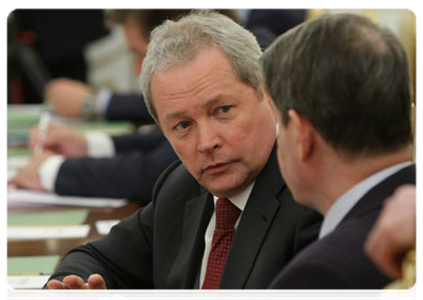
[164,96,224,124]
[165,111,186,124]
[204,97,224,108]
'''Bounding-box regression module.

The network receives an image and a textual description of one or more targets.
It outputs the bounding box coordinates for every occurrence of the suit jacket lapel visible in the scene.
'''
[166,191,214,288]
[220,147,284,288]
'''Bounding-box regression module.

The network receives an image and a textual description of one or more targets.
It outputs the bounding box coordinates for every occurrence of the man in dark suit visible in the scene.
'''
[45,11,322,289]
[260,13,415,289]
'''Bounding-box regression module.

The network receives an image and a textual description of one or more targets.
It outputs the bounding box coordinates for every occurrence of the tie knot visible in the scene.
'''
[215,198,241,230]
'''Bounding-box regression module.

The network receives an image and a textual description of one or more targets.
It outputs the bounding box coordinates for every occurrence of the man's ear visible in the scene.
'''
[288,110,314,161]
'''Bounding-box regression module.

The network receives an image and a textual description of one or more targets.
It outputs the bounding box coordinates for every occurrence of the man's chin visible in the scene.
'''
[202,179,246,198]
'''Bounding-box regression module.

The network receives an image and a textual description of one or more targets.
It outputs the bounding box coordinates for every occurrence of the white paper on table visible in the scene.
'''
[8,275,50,289]
[8,225,91,240]
[95,219,121,235]
[8,189,128,208]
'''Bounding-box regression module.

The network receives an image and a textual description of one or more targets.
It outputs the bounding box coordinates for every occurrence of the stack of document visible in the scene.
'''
[8,209,91,240]
[8,255,60,289]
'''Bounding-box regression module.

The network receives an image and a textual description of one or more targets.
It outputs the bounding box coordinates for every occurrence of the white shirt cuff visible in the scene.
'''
[94,88,112,116]
[85,131,116,157]
[39,155,66,192]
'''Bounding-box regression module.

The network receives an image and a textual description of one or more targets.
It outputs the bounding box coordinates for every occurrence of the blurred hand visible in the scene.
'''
[29,122,88,157]
[34,274,112,300]
[8,151,55,191]
[365,184,416,279]
[45,78,92,118]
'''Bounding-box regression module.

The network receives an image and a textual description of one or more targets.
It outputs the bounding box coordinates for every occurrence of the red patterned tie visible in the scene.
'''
[202,198,241,289]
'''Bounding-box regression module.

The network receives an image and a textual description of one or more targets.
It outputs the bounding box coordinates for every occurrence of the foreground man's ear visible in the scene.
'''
[288,109,314,161]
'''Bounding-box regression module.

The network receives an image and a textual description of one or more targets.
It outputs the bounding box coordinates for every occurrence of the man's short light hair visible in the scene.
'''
[140,10,263,124]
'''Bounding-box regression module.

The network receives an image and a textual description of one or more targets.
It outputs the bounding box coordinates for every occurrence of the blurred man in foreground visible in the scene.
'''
[261,13,415,288]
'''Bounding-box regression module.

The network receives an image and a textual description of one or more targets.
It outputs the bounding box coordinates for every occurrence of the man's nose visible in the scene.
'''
[197,122,222,153]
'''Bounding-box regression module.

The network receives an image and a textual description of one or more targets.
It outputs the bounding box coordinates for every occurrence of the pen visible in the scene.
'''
[33,111,52,156]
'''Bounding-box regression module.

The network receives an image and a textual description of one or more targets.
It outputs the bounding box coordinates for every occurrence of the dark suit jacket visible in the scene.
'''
[55,128,178,203]
[270,164,416,289]
[47,147,323,289]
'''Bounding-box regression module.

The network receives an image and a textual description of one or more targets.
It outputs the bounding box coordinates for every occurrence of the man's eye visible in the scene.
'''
[175,121,190,131]
[218,106,231,114]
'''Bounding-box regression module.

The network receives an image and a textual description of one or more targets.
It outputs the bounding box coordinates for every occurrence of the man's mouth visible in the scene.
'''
[203,162,231,175]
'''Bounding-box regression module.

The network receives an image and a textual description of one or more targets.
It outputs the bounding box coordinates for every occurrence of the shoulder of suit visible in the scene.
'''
[286,221,390,288]
[152,160,202,201]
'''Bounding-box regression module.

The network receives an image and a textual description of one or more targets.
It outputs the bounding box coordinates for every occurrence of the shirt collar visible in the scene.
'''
[213,180,255,212]
[319,161,413,239]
